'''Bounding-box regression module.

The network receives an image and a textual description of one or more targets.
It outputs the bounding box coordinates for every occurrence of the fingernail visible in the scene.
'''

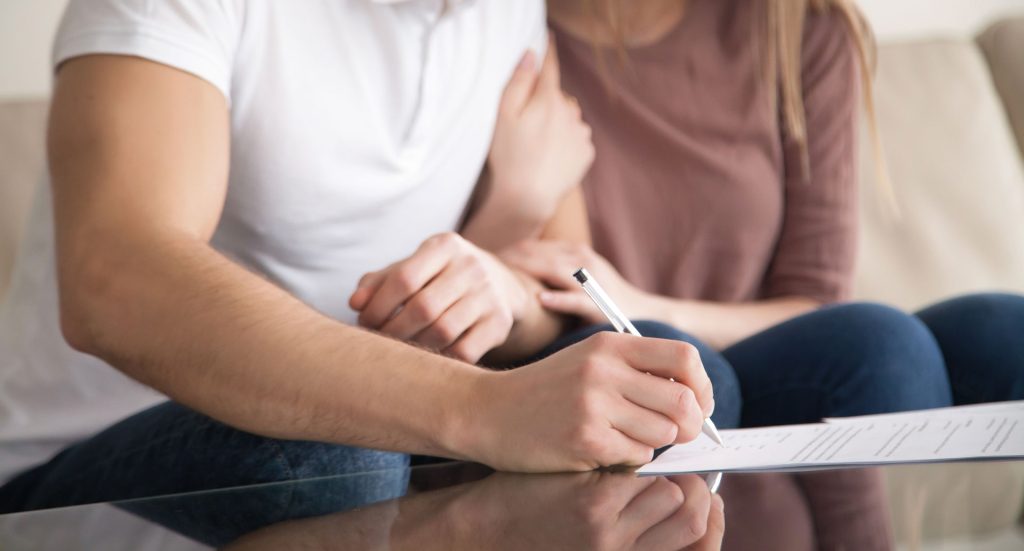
[518,51,536,71]
[713,496,725,512]
[707,398,716,417]
[538,291,553,303]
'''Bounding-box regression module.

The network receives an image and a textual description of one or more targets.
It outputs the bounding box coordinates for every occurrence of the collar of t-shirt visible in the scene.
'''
[371,0,471,5]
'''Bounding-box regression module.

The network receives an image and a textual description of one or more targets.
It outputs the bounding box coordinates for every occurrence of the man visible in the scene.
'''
[0,0,712,511]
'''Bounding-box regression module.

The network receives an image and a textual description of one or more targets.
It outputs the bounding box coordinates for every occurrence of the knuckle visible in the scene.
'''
[393,268,420,296]
[409,297,440,323]
[679,421,702,443]
[451,341,478,363]
[463,254,487,278]
[677,341,700,362]
[656,421,679,446]
[432,320,461,344]
[662,479,685,506]
[578,497,613,534]
[496,309,514,330]
[698,377,714,404]
[633,446,655,466]
[589,532,616,551]
[357,272,377,288]
[430,231,461,249]
[688,510,709,539]
[572,423,604,457]
[576,357,605,384]
[673,385,695,412]
[589,332,618,352]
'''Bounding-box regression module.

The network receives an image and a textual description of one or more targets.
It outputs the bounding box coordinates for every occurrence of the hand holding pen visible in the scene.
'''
[573,268,725,492]
[573,268,725,446]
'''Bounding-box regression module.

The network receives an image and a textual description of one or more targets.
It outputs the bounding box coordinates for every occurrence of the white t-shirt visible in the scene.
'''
[0,0,546,483]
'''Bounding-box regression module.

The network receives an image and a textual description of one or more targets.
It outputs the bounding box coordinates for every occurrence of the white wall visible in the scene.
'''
[0,0,1023,100]
[0,0,68,100]
[858,0,1024,40]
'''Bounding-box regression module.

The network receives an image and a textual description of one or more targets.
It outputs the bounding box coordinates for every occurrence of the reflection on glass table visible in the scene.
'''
[0,460,1021,550]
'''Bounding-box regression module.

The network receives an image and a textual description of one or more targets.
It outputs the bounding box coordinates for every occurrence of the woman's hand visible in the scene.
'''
[501,239,655,324]
[484,42,595,228]
[349,232,527,363]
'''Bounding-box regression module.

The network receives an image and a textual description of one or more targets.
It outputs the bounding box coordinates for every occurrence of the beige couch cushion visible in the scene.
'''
[0,100,47,300]
[978,16,1024,159]
[854,39,1024,310]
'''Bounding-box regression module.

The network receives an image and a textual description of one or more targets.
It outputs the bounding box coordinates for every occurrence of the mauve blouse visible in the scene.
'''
[552,0,860,304]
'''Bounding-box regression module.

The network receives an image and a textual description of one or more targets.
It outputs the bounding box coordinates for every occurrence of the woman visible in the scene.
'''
[468,0,1024,431]
[463,2,1024,549]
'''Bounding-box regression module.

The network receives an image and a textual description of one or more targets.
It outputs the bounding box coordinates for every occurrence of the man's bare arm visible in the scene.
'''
[50,55,481,456]
[51,55,713,473]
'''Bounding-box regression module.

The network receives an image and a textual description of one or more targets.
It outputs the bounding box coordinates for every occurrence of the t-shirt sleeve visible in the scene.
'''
[53,0,241,101]
[761,9,863,304]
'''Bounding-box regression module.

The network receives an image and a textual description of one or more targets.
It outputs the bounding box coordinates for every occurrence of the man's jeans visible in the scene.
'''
[2,293,1021,513]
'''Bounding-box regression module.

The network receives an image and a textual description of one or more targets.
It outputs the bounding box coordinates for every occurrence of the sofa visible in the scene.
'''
[850,15,1024,550]
[2,16,1023,549]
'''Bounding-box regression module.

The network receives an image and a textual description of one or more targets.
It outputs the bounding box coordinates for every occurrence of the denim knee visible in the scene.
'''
[818,303,953,413]
[916,293,1024,403]
[123,444,410,547]
[631,320,742,429]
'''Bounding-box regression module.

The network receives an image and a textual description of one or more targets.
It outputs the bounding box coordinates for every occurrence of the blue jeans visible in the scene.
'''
[0,402,411,515]
[541,293,1024,430]
[1,293,1021,514]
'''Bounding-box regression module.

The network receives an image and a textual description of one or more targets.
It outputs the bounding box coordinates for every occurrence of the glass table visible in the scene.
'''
[1,460,1022,550]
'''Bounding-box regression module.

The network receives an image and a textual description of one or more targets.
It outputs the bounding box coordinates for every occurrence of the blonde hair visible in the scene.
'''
[767,0,887,189]
[580,0,892,199]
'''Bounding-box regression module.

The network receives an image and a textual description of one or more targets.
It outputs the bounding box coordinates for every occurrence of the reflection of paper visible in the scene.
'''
[639,401,1024,475]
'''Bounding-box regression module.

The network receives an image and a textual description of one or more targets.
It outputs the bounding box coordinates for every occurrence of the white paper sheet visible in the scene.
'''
[638,401,1024,475]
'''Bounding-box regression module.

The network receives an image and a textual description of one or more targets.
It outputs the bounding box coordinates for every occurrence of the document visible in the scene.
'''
[638,401,1024,475]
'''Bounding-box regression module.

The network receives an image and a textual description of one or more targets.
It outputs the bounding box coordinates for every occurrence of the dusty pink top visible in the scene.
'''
[553,0,861,303]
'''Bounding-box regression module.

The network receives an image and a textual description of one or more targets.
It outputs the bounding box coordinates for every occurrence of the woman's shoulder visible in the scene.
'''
[802,4,866,69]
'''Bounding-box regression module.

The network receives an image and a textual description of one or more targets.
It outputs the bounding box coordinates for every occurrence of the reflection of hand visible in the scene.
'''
[501,239,652,324]
[452,472,725,551]
[486,42,595,227]
[224,471,724,551]
[349,232,527,363]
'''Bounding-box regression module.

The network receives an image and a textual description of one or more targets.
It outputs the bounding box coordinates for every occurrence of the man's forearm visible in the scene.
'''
[61,229,482,457]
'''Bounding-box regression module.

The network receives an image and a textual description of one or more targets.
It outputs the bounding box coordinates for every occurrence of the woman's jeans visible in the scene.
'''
[540,293,1024,430]
[1,293,1022,513]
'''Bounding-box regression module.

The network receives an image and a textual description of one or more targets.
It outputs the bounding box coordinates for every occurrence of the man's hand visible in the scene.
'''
[349,232,528,363]
[455,472,725,551]
[463,331,715,472]
[226,470,724,551]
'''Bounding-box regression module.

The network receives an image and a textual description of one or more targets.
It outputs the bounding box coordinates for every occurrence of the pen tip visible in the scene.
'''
[573,268,588,284]
[704,418,725,446]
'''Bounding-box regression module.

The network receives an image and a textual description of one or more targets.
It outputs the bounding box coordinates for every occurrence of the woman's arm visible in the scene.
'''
[462,45,594,252]
[506,15,862,351]
[508,187,820,350]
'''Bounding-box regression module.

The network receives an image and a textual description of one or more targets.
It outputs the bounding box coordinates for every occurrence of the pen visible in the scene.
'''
[572,268,726,447]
